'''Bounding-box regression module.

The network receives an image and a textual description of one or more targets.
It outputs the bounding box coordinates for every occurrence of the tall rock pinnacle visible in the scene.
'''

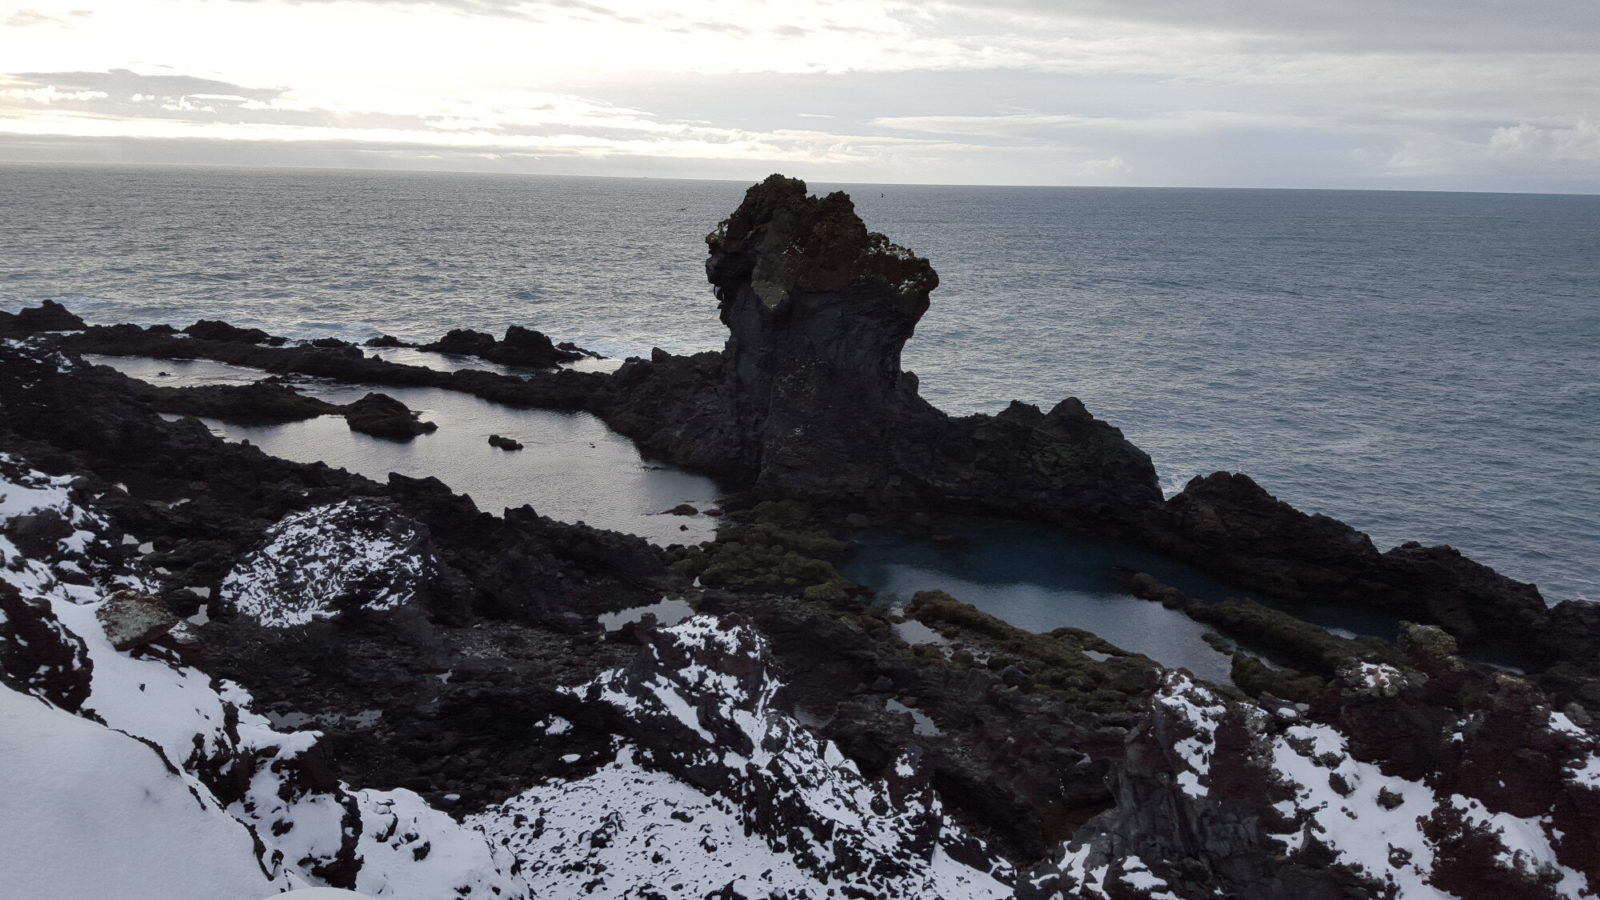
[704,175,942,491]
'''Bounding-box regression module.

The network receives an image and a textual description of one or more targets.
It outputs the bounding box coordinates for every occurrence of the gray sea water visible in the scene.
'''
[3,164,1597,605]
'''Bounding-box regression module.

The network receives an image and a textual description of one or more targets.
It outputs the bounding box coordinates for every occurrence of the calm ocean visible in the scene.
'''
[3,164,1596,604]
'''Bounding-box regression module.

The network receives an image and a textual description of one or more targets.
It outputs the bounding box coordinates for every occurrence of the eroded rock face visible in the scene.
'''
[704,175,939,491]
[602,175,1165,523]
[1166,471,1548,650]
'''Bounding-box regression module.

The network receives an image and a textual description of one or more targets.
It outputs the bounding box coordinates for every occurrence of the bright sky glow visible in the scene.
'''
[1,0,1597,190]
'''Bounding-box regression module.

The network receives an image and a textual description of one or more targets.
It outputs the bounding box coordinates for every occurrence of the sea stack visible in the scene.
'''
[706,174,940,492]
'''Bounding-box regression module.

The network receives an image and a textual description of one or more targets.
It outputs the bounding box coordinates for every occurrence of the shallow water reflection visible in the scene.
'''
[93,354,724,545]
[845,524,1240,683]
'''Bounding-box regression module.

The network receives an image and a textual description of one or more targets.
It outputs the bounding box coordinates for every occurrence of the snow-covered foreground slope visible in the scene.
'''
[0,450,1012,899]
[1023,669,1599,899]
[5,334,1599,899]
[471,615,1014,899]
[0,453,523,899]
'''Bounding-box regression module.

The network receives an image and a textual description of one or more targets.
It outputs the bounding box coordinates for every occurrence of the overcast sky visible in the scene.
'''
[1,0,1596,190]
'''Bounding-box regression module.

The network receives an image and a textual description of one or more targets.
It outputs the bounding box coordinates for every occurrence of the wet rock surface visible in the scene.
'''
[421,325,587,368]
[183,318,284,345]
[343,391,438,439]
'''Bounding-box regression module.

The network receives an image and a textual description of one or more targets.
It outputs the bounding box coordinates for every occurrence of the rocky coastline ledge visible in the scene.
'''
[4,175,1600,898]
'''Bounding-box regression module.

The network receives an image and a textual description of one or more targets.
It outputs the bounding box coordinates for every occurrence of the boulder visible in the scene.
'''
[421,325,583,368]
[343,392,437,439]
[422,328,496,357]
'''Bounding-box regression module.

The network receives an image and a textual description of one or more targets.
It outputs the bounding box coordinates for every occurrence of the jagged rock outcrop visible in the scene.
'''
[183,318,283,344]
[0,299,85,335]
[1020,666,1598,899]
[477,614,1014,898]
[704,175,938,490]
[421,325,585,368]
[0,582,93,711]
[1164,471,1552,652]
[600,175,1165,523]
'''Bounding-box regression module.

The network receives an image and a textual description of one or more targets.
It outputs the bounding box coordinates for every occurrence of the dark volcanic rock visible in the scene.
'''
[487,434,523,451]
[0,300,86,335]
[129,379,340,424]
[597,175,1165,525]
[422,325,585,368]
[0,582,94,712]
[424,328,497,357]
[183,319,282,345]
[703,174,938,491]
[1165,472,1548,650]
[497,325,580,367]
[344,392,437,440]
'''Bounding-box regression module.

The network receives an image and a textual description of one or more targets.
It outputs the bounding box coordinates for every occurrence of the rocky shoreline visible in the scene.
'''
[4,176,1600,898]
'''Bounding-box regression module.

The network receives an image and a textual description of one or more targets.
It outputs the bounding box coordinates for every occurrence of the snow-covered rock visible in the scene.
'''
[473,614,1014,899]
[219,498,433,627]
[1,456,522,899]
[1024,670,1595,899]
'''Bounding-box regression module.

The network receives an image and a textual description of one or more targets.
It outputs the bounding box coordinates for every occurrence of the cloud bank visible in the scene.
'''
[0,0,1595,190]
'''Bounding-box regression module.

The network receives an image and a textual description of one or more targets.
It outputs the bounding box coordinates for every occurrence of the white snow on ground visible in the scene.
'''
[475,743,856,898]
[0,685,295,900]
[1551,710,1600,792]
[219,499,430,627]
[1152,671,1590,899]
[5,456,1009,900]
[0,453,156,605]
[1,459,522,900]
[1153,670,1232,799]
[473,615,1014,900]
